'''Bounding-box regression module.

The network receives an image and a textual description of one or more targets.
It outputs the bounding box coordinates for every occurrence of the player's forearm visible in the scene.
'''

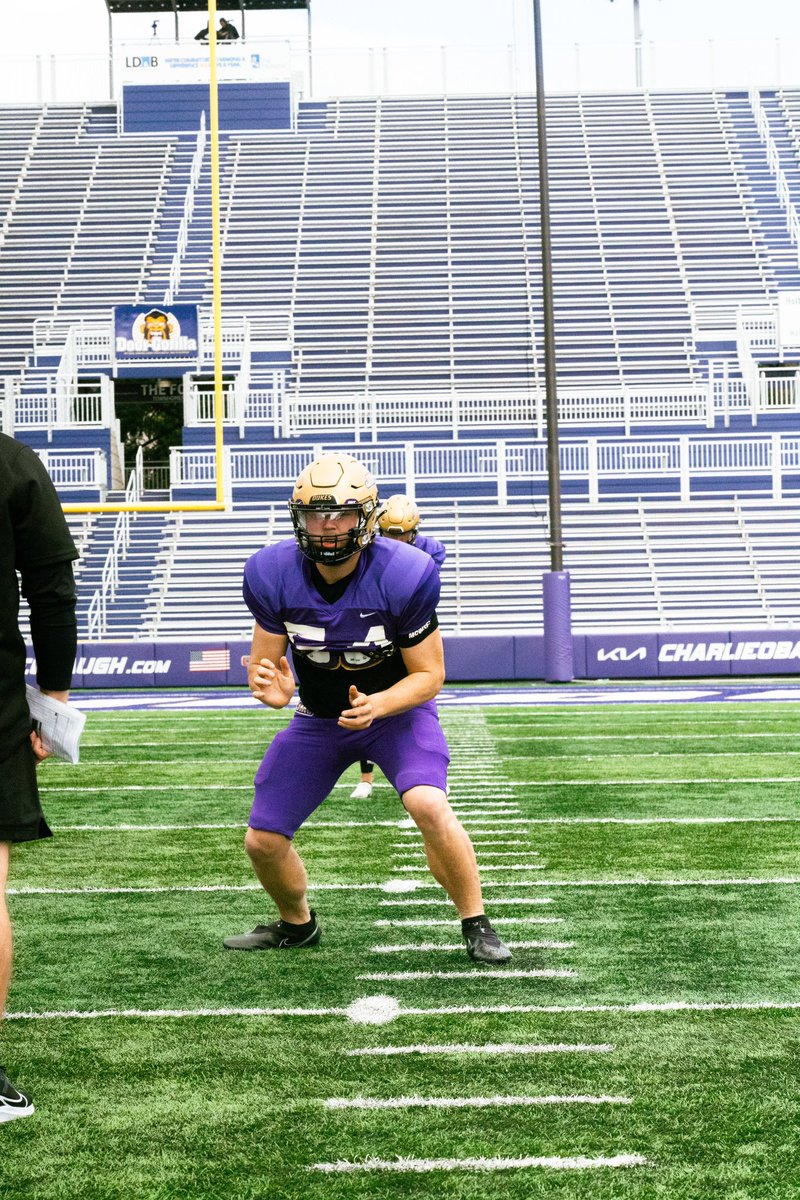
[369,668,444,719]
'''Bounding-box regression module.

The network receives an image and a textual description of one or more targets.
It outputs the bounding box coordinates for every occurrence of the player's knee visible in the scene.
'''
[402,787,452,835]
[244,827,290,864]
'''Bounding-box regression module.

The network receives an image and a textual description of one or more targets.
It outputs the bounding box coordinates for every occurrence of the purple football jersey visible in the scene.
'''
[243,537,440,718]
[413,532,446,572]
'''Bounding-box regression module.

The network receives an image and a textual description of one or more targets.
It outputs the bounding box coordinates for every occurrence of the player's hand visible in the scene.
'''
[338,684,374,730]
[249,655,295,708]
[30,728,50,762]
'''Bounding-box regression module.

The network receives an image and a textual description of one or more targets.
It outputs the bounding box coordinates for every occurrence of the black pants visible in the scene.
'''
[0,739,52,843]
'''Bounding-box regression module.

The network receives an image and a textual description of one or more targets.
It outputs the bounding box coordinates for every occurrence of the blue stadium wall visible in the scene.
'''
[23,630,800,687]
[121,82,292,133]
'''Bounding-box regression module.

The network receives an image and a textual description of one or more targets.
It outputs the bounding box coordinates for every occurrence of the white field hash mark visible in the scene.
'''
[309,1153,649,1173]
[370,941,574,952]
[345,1042,616,1057]
[377,899,556,908]
[324,1093,630,1110]
[393,850,541,859]
[358,970,577,981]
[394,864,547,872]
[374,917,564,926]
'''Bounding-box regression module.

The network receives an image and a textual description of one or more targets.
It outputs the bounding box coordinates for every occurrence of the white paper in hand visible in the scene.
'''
[26,686,86,764]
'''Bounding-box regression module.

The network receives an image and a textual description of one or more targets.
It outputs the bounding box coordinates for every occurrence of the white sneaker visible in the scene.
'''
[350,781,373,800]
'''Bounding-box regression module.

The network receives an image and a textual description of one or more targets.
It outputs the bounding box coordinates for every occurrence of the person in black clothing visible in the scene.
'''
[0,435,78,1123]
[194,17,240,42]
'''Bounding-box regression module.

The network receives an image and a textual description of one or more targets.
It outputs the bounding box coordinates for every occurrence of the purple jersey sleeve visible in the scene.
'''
[242,540,294,634]
[394,553,440,646]
[415,533,446,572]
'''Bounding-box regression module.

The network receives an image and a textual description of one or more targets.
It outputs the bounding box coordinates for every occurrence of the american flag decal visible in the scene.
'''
[189,648,230,672]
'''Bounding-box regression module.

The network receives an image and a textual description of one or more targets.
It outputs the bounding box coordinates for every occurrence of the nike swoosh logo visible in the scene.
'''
[360,611,377,618]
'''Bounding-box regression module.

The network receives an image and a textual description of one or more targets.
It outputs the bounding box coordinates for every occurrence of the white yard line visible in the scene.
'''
[15,875,795,897]
[6,1004,348,1021]
[488,732,793,740]
[10,997,799,1023]
[345,1042,615,1057]
[40,778,800,794]
[480,877,800,888]
[402,1000,800,1017]
[8,881,399,897]
[324,1093,629,1110]
[408,816,800,827]
[308,1153,649,1173]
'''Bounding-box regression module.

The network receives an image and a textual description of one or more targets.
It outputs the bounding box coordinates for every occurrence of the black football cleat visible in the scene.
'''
[464,920,513,964]
[223,911,321,950]
[0,1067,34,1123]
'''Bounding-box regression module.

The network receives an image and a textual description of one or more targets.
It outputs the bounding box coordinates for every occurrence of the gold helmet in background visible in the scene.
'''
[378,493,421,543]
[289,454,380,564]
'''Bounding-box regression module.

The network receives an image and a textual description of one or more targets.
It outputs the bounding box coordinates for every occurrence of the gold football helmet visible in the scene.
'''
[378,493,421,543]
[289,454,380,564]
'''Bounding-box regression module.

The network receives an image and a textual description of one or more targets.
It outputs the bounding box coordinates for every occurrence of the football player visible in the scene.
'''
[224,454,511,964]
[351,494,447,800]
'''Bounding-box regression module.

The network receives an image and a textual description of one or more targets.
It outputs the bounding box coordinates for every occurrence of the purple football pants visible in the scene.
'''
[249,700,450,839]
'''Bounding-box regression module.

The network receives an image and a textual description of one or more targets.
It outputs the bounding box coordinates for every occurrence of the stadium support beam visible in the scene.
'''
[532,0,573,681]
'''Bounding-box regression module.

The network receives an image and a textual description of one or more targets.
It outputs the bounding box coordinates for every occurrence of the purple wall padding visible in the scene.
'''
[656,631,733,677]
[443,635,515,681]
[719,630,800,675]
[542,571,574,682]
[23,628,800,688]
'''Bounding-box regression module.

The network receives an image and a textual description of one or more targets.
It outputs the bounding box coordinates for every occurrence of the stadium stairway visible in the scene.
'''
[725,93,800,291]
[77,504,171,639]
[140,132,207,304]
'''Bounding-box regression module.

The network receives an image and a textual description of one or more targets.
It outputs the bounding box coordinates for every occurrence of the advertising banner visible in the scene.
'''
[113,305,200,372]
[119,46,282,87]
[22,630,800,689]
[585,633,659,678]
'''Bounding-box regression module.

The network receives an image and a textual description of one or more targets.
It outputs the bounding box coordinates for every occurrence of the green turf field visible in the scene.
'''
[2,700,799,1200]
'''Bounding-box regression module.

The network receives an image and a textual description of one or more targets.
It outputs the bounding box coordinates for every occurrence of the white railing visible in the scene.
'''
[749,88,800,260]
[15,376,113,432]
[170,432,800,506]
[32,312,107,363]
[279,384,715,440]
[1,377,15,434]
[164,111,206,306]
[733,306,800,419]
[35,448,107,491]
[86,467,137,637]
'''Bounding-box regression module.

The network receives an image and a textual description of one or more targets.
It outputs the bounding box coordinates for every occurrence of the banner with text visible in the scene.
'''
[113,304,200,372]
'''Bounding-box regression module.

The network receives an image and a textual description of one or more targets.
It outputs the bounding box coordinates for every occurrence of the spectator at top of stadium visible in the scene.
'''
[194,17,240,42]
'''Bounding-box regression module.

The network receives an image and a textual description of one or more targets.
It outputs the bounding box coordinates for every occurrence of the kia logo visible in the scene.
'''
[596,646,648,662]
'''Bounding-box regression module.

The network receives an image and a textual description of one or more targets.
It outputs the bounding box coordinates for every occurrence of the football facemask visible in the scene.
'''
[289,455,380,565]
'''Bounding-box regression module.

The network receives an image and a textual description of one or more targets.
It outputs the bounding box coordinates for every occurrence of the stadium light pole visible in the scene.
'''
[609,0,644,89]
[532,0,573,682]
[206,0,227,508]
